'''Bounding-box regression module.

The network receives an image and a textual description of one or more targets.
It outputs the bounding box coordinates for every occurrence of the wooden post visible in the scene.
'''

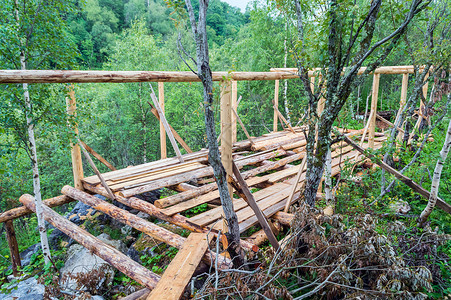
[159,82,167,159]
[66,85,84,190]
[5,220,21,277]
[220,81,233,233]
[368,73,380,148]
[396,73,409,141]
[317,76,326,116]
[149,84,183,163]
[232,81,238,144]
[273,80,279,132]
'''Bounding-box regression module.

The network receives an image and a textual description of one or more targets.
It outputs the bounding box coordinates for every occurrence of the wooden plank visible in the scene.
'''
[79,140,117,171]
[79,141,116,200]
[161,175,270,216]
[66,85,84,190]
[369,73,380,148]
[159,82,167,159]
[189,182,290,226]
[149,84,183,162]
[107,163,204,191]
[274,80,279,132]
[229,162,280,250]
[147,233,209,300]
[273,105,295,133]
[83,152,208,185]
[284,154,307,212]
[149,103,193,154]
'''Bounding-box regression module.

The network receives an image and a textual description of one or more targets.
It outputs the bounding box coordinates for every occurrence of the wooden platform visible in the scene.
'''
[82,127,386,235]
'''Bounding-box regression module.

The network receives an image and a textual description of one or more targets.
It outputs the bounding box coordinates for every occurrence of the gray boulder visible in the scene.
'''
[0,277,44,300]
[59,233,126,293]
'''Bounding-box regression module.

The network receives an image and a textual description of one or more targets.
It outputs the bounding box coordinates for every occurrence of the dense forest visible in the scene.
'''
[0,0,450,299]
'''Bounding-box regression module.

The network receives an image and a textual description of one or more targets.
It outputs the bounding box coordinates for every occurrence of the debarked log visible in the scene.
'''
[19,194,160,290]
[61,185,233,269]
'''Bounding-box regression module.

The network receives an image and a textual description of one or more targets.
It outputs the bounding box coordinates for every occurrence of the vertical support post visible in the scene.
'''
[66,84,84,190]
[368,73,380,148]
[396,73,409,141]
[220,81,233,233]
[159,82,167,159]
[317,75,326,116]
[5,220,21,277]
[273,80,279,132]
[231,81,238,144]
[419,72,429,126]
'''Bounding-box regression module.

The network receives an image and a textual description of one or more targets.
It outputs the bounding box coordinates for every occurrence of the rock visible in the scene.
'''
[0,277,45,300]
[134,190,161,204]
[20,243,41,266]
[59,233,125,292]
[388,199,411,214]
[126,234,166,263]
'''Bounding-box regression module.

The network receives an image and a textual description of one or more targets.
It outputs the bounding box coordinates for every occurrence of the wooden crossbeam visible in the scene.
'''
[273,104,295,133]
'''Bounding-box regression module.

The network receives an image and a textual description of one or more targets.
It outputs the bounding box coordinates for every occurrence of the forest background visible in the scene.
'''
[0,0,450,293]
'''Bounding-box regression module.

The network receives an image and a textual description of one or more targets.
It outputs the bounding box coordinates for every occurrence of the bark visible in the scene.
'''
[184,0,243,267]
[15,0,51,264]
[296,0,428,206]
[324,148,333,202]
[19,194,160,289]
[419,119,451,225]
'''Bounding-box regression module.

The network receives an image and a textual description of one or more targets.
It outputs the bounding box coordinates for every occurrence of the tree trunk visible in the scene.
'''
[283,21,291,125]
[185,0,242,267]
[14,0,51,264]
[419,119,451,225]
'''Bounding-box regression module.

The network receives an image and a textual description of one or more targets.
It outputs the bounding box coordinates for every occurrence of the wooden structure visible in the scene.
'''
[0,65,437,299]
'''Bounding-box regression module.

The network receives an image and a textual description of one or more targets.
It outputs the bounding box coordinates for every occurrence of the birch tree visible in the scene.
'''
[277,0,433,206]
[181,0,243,266]
[418,119,451,225]
[0,0,78,264]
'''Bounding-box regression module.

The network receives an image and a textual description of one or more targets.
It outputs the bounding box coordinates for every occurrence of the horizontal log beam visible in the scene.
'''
[61,185,233,269]
[270,65,423,75]
[0,70,299,84]
[0,195,74,223]
[19,194,160,290]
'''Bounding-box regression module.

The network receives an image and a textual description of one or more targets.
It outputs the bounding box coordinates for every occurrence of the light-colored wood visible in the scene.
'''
[274,80,279,132]
[284,154,307,212]
[396,73,409,141]
[368,73,380,148]
[149,105,193,153]
[147,233,209,300]
[83,154,207,185]
[79,140,116,171]
[5,220,21,277]
[270,65,425,76]
[0,195,73,223]
[0,70,301,84]
[310,76,315,93]
[19,194,161,290]
[66,85,84,190]
[149,84,184,163]
[229,162,280,250]
[61,186,233,269]
[232,106,254,145]
[159,82,167,159]
[78,141,116,200]
[232,81,238,144]
[376,114,405,134]
[317,75,325,116]
[220,81,233,203]
[273,105,295,133]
